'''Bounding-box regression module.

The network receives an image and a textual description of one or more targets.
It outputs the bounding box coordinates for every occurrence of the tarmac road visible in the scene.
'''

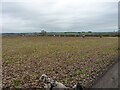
[92,61,119,88]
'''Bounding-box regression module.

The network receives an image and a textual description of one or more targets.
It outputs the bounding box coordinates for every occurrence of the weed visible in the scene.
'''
[36,74,42,79]
[62,78,72,83]
[79,54,88,59]
[76,70,84,75]
[12,79,21,87]
[4,61,12,64]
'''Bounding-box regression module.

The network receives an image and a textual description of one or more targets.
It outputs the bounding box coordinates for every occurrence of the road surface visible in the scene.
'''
[91,61,119,88]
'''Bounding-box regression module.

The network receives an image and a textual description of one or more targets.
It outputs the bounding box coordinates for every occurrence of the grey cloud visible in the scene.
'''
[2,1,118,33]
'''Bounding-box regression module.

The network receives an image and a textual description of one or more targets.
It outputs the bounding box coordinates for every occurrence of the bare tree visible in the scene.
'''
[41,30,47,36]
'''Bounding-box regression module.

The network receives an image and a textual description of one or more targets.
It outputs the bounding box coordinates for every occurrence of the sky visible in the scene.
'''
[1,0,119,33]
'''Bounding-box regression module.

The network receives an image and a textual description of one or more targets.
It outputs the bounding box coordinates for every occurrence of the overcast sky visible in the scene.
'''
[1,0,119,33]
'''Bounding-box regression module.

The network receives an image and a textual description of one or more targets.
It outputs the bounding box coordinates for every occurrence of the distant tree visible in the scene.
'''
[118,30,120,37]
[99,33,102,38]
[88,31,92,33]
[119,27,120,30]
[78,32,81,35]
[82,31,85,33]
[64,32,67,37]
[41,30,47,36]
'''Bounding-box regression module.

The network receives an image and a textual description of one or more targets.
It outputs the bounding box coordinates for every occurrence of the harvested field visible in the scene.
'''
[2,36,118,88]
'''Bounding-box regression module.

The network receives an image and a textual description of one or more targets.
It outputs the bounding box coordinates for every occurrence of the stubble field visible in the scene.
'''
[2,36,118,88]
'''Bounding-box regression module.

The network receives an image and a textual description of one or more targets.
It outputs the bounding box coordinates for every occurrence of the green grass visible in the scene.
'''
[12,79,21,87]
[79,54,90,59]
[76,70,85,75]
[4,60,12,64]
[61,78,72,83]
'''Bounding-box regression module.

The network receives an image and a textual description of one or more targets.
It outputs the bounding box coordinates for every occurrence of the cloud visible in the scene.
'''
[1,0,118,33]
